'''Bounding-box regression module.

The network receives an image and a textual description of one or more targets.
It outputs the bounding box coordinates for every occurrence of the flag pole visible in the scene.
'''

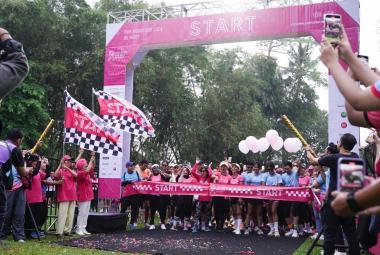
[31,119,55,154]
[92,87,95,112]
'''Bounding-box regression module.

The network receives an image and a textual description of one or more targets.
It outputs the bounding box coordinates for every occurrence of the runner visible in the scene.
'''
[230,163,243,234]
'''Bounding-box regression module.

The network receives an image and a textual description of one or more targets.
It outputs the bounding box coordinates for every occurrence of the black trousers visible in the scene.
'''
[149,195,167,225]
[323,202,360,255]
[0,182,6,236]
[175,196,193,220]
[213,197,229,229]
[25,201,48,234]
[120,194,141,225]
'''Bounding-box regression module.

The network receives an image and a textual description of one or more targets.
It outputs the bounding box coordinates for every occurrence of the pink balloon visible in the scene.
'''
[245,136,258,151]
[271,137,283,151]
[258,137,270,152]
[266,130,279,145]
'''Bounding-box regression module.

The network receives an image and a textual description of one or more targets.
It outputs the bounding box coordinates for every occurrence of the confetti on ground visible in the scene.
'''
[58,229,306,255]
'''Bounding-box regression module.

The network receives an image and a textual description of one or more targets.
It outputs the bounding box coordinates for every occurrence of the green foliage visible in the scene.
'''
[0,0,327,164]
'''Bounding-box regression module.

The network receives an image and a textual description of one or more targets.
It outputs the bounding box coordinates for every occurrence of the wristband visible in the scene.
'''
[346,192,362,213]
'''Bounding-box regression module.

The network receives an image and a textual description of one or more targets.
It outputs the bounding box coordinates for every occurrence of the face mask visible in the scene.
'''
[292,167,298,172]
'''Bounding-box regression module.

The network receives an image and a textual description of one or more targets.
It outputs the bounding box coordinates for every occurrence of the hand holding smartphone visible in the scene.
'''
[324,14,342,44]
[337,158,365,192]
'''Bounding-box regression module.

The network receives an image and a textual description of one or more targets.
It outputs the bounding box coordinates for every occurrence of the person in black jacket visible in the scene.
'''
[0,27,29,100]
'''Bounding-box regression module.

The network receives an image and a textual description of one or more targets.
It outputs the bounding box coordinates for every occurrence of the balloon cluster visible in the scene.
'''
[238,130,303,154]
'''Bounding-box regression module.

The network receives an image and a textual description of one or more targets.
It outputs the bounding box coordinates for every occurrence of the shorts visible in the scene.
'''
[280,201,293,218]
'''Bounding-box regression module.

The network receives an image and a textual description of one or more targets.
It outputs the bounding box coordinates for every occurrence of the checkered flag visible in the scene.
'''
[64,91,122,157]
[93,89,155,138]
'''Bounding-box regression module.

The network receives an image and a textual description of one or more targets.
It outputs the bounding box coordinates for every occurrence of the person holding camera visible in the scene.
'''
[0,129,32,243]
[306,134,360,255]
[0,28,29,100]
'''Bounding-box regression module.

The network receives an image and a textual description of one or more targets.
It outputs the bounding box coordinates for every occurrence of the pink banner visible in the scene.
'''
[104,1,359,85]
[123,181,311,202]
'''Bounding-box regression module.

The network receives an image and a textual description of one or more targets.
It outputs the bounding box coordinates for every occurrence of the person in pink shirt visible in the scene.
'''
[212,161,232,230]
[191,162,212,233]
[230,163,243,235]
[148,164,170,230]
[294,164,312,235]
[75,150,96,236]
[54,155,77,238]
[172,166,197,231]
[25,156,61,239]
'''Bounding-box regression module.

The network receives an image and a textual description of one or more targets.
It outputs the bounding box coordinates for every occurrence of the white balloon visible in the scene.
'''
[293,138,303,152]
[266,130,279,145]
[271,137,283,151]
[245,136,258,151]
[258,137,270,152]
[284,138,294,153]
[238,140,249,154]
[251,146,260,153]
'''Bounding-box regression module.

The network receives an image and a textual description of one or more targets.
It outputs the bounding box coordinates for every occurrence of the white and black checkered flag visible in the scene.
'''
[64,91,123,157]
[93,89,155,138]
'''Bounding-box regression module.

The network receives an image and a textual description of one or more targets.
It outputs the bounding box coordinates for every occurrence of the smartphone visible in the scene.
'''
[337,158,365,192]
[228,157,232,163]
[324,14,342,44]
[358,55,369,66]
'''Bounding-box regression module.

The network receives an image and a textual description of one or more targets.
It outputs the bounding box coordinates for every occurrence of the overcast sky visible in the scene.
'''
[86,0,379,144]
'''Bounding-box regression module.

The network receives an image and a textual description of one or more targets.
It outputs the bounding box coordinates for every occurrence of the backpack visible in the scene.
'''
[0,142,14,190]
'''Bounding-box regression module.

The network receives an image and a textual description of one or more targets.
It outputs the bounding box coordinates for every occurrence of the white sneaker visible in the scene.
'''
[83,229,91,235]
[149,225,156,230]
[285,229,294,237]
[267,229,274,236]
[292,230,299,238]
[310,233,318,239]
[201,225,206,231]
[17,240,25,243]
[76,230,85,236]
[257,229,264,235]
[234,229,241,235]
[334,251,347,255]
[320,235,324,240]
[254,226,260,232]
[161,224,166,230]
[244,228,250,235]
[274,230,280,237]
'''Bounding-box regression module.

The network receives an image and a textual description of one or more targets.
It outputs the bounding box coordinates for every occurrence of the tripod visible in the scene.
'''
[25,202,41,241]
[306,226,349,255]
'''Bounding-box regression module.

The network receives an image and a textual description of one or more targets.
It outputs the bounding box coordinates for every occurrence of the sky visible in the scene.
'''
[86,0,380,145]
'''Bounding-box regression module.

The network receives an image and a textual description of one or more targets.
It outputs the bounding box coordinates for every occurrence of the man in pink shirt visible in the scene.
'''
[54,155,77,238]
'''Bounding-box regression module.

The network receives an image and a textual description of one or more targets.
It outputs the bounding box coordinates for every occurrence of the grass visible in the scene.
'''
[293,238,322,255]
[1,235,126,255]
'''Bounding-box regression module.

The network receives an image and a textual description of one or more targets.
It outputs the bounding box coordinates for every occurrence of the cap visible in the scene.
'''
[232,163,241,170]
[126,161,135,168]
[76,159,87,170]
[62,155,72,161]
[152,164,160,169]
[219,161,229,167]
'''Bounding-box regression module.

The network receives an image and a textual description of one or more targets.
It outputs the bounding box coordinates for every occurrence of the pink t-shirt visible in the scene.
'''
[230,175,243,185]
[150,174,163,182]
[56,168,77,202]
[181,176,197,183]
[26,171,46,204]
[76,169,94,202]
[298,176,311,187]
[215,173,232,184]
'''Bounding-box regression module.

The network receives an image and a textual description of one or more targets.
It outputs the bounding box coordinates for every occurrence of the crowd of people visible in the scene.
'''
[120,158,327,239]
[3,16,380,255]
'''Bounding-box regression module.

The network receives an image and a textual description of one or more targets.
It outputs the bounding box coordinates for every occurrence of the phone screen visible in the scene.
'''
[324,14,342,43]
[358,55,369,66]
[337,158,365,192]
